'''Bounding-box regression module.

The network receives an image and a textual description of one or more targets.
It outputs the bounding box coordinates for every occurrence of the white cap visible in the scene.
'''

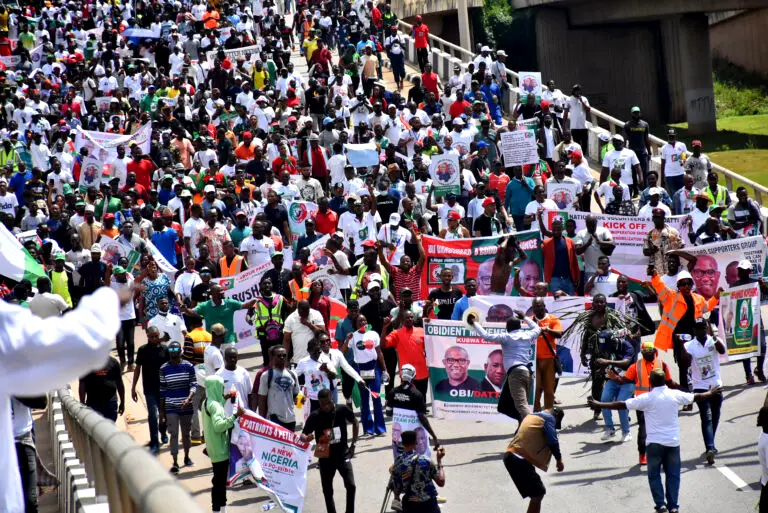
[204,184,216,193]
[649,187,663,196]
[481,45,491,52]
[90,243,102,253]
[366,281,382,291]
[400,364,417,382]
[611,133,624,142]
[389,213,401,225]
[737,259,753,270]
[85,204,95,213]
[598,132,611,143]
[676,270,693,283]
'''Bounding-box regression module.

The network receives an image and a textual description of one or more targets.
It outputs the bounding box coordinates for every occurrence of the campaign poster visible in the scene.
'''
[468,296,587,377]
[518,71,542,103]
[541,210,688,283]
[78,156,105,192]
[392,408,430,459]
[287,201,318,249]
[216,261,274,348]
[420,230,543,300]
[308,268,344,300]
[546,181,581,210]
[98,235,140,269]
[679,236,768,302]
[429,153,461,198]
[500,130,539,167]
[425,320,535,421]
[75,123,152,162]
[228,412,310,513]
[718,282,761,361]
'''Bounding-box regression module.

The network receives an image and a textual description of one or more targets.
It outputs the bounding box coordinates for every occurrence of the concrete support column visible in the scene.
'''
[457,0,472,50]
[661,14,717,134]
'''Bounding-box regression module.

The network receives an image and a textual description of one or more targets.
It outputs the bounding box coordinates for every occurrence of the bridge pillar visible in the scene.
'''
[457,0,472,51]
[661,14,717,134]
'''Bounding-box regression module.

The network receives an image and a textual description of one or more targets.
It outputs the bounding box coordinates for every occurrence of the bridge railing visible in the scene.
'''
[396,19,768,206]
[51,388,203,513]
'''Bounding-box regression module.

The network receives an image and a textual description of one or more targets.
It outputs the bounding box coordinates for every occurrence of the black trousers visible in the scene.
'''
[116,319,136,365]
[211,459,230,511]
[416,47,429,73]
[319,456,356,513]
[571,129,589,155]
[15,442,37,513]
[414,378,429,397]
[259,337,281,367]
[383,347,398,398]
[589,366,605,413]
[637,410,647,456]
[761,483,768,513]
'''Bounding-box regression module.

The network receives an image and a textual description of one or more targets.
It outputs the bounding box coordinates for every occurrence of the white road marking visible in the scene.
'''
[717,465,749,490]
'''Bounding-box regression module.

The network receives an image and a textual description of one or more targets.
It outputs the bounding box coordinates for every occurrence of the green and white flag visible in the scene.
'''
[0,224,46,283]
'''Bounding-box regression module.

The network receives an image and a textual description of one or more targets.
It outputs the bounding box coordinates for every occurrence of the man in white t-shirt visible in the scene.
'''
[585,256,619,297]
[589,369,721,513]
[343,197,379,259]
[435,193,465,231]
[147,297,187,346]
[601,134,641,195]
[295,337,335,411]
[239,220,275,267]
[660,129,688,197]
[574,215,615,279]
[216,346,252,415]
[283,301,326,363]
[594,167,631,213]
[183,204,206,259]
[204,324,227,376]
[28,277,70,319]
[0,178,19,217]
[564,84,590,151]
[377,213,412,265]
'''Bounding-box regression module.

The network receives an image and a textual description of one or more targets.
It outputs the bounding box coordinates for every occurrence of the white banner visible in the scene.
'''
[98,235,134,266]
[500,130,539,167]
[228,411,310,513]
[469,295,587,376]
[546,181,580,210]
[344,142,379,168]
[429,152,461,198]
[206,43,261,64]
[216,261,275,348]
[30,44,44,69]
[75,122,152,162]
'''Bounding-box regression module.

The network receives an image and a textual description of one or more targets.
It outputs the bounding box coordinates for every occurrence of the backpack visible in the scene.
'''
[259,296,283,343]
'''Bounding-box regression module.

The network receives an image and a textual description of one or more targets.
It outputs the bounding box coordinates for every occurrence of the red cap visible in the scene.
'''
[691,140,702,147]
[448,210,462,220]
[361,240,377,248]
[103,213,115,220]
[416,14,422,20]
[571,150,583,159]
[59,119,66,125]
[482,197,495,207]
[242,131,252,139]
[540,99,550,109]
[287,116,297,123]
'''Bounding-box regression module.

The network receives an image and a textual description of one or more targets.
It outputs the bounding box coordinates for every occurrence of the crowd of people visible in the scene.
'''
[1,0,768,513]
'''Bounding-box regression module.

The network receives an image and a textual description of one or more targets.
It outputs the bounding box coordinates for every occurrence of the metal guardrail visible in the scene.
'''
[52,388,203,513]
[396,19,768,205]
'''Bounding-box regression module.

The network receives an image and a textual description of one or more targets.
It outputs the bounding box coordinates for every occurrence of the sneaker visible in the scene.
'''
[190,437,203,446]
[669,509,679,513]
[758,372,767,383]
[639,454,647,465]
[654,507,668,512]
[150,445,160,456]
[600,430,617,443]
[747,375,756,385]
[184,457,194,467]
[170,463,179,474]
[621,432,633,443]
[706,449,715,465]
[554,398,562,405]
[391,498,403,512]
[161,434,169,444]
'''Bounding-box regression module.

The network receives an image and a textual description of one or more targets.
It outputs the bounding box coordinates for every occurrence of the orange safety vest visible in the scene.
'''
[634,357,663,396]
[219,255,243,277]
[288,277,311,303]
[651,273,718,351]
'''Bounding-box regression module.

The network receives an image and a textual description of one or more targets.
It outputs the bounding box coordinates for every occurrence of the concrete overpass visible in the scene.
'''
[503,0,768,133]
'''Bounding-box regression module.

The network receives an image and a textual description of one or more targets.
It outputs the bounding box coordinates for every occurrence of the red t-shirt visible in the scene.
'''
[489,172,511,203]
[313,209,338,235]
[127,157,155,190]
[449,99,470,119]
[272,155,298,175]
[412,24,429,49]
[421,72,440,100]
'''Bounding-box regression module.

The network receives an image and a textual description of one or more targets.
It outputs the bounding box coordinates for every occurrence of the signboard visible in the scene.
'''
[500,130,539,167]
[216,261,274,348]
[518,71,542,103]
[546,181,580,210]
[429,153,460,198]
[718,282,761,361]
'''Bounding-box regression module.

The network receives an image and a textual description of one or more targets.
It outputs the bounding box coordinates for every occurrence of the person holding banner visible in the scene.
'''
[467,310,541,420]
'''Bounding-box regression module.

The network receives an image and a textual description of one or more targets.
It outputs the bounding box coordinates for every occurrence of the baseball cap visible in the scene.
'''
[85,204,95,213]
[180,189,193,198]
[366,281,381,291]
[90,243,102,253]
[631,106,641,113]
[448,210,462,221]
[112,265,127,274]
[738,259,753,270]
[204,184,216,193]
[477,141,489,149]
[640,340,655,353]
[235,210,247,217]
[54,252,66,261]
[389,213,401,225]
[210,323,228,336]
[694,317,708,328]
[103,213,115,220]
[571,150,583,159]
[199,266,213,274]
[272,250,284,257]
[482,197,495,207]
[400,364,416,382]
[611,134,624,142]
[598,133,611,143]
[648,187,663,196]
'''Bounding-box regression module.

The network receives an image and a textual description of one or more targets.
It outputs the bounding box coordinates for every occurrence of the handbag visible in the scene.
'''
[541,331,564,375]
[314,409,336,459]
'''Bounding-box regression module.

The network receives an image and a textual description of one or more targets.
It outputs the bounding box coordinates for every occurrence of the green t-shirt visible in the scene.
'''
[140,94,159,117]
[194,298,243,344]
[95,197,122,218]
[19,32,36,50]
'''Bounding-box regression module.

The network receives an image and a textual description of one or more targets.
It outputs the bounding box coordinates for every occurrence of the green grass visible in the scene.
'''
[712,58,768,117]
[707,150,768,186]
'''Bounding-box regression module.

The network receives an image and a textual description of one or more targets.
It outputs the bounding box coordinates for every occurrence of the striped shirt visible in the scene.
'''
[390,265,422,302]
[159,361,197,415]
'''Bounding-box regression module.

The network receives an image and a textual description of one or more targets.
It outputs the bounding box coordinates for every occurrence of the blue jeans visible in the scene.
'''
[88,396,118,422]
[646,443,681,511]
[145,393,161,448]
[550,276,575,296]
[601,380,635,434]
[694,388,722,451]
[357,361,386,435]
[664,174,684,197]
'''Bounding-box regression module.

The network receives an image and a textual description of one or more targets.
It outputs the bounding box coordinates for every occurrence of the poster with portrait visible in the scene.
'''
[78,156,106,192]
[308,269,344,300]
[420,230,543,300]
[518,71,542,102]
[98,235,140,269]
[500,130,539,167]
[468,296,587,376]
[74,123,153,162]
[546,181,580,210]
[718,282,761,361]
[425,320,535,421]
[287,201,319,249]
[391,408,431,459]
[429,153,460,198]
[678,236,768,302]
[228,411,310,513]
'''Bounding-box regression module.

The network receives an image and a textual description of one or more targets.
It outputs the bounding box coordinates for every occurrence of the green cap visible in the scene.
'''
[631,106,641,113]
[112,265,127,274]
[75,200,86,206]
[272,250,283,257]
[62,183,74,195]
[54,252,66,261]
[162,174,174,181]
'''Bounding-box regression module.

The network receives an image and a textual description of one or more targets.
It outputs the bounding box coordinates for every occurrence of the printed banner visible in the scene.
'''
[468,296,587,376]
[99,235,140,268]
[30,44,44,69]
[429,153,460,198]
[678,236,768,302]
[344,142,379,168]
[75,123,152,162]
[206,43,261,64]
[228,412,310,513]
[518,71,542,102]
[392,408,430,459]
[500,130,539,167]
[541,210,688,283]
[546,181,581,210]
[95,97,112,112]
[425,320,535,420]
[146,239,178,282]
[287,201,318,248]
[0,55,21,68]
[420,231,542,299]
[718,282,761,361]
[308,268,344,300]
[216,261,275,348]
[78,156,106,192]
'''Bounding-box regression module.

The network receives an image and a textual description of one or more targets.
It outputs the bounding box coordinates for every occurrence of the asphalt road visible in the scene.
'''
[118,331,765,513]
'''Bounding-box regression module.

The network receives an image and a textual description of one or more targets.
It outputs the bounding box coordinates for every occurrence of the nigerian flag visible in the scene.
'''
[0,224,46,283]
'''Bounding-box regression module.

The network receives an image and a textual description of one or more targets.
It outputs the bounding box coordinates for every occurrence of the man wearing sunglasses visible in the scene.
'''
[159,341,197,474]
[648,264,721,407]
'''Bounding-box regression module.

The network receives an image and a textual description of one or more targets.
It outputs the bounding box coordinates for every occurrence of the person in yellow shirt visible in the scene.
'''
[302,29,319,64]
[0,6,9,32]
[252,60,269,89]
